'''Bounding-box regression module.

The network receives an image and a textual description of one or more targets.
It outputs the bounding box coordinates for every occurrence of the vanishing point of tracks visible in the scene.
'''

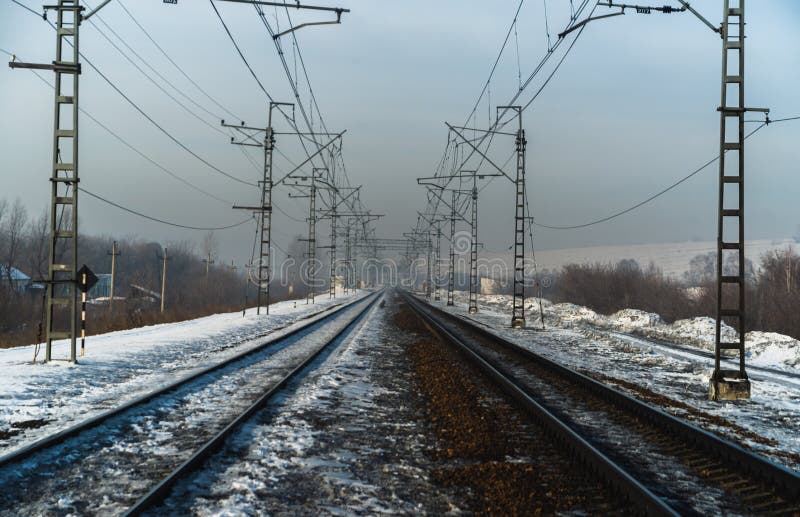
[401,290,800,516]
[0,291,382,516]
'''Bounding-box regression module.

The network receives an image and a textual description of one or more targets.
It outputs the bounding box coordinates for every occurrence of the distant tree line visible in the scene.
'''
[548,249,800,340]
[0,197,300,348]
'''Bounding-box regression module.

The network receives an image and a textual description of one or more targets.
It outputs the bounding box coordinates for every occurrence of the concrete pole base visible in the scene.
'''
[511,318,526,329]
[709,370,751,401]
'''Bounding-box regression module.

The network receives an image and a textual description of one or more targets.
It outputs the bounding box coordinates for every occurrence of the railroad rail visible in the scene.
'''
[0,290,381,515]
[400,289,800,516]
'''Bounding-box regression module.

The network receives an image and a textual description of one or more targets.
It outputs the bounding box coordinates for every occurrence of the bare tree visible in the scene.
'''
[1,199,28,286]
[25,208,49,280]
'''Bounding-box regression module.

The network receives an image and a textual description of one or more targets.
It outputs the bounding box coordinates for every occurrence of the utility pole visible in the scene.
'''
[307,169,318,304]
[202,252,215,280]
[434,221,442,301]
[417,173,488,310]
[499,105,526,328]
[158,247,171,314]
[709,0,767,401]
[9,0,110,363]
[425,229,433,299]
[469,176,479,314]
[448,190,457,306]
[289,169,322,304]
[226,101,294,316]
[574,1,769,399]
[329,204,337,298]
[344,223,352,293]
[107,240,120,312]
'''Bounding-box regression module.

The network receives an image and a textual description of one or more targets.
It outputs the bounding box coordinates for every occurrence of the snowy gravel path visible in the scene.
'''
[150,292,458,516]
[0,292,362,455]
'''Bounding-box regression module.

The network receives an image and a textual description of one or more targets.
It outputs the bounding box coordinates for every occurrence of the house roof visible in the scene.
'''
[0,265,30,282]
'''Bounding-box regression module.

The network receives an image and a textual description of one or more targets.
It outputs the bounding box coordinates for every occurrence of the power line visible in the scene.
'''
[420,1,594,225]
[209,0,273,99]
[10,2,258,188]
[83,2,229,136]
[2,48,236,207]
[80,188,253,231]
[463,0,526,128]
[531,121,792,230]
[117,0,242,122]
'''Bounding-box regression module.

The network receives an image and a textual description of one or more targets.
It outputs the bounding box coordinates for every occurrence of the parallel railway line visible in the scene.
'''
[0,291,381,516]
[401,290,800,516]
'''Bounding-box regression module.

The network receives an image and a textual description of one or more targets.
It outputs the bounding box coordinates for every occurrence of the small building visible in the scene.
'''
[0,265,31,293]
[88,274,112,299]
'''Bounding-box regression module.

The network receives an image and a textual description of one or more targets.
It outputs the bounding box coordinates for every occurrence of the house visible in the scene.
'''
[0,265,32,293]
[88,274,112,299]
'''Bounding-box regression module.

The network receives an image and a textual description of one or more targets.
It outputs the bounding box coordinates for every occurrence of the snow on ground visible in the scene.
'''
[0,290,366,454]
[156,292,457,515]
[450,290,800,371]
[435,290,800,470]
[481,238,796,278]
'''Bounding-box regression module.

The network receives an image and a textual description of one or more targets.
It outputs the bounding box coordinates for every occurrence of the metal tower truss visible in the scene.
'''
[7,0,111,362]
[468,180,479,314]
[710,0,768,400]
[226,101,294,315]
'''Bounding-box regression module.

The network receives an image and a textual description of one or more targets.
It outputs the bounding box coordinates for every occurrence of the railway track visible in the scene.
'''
[401,290,800,516]
[0,291,381,516]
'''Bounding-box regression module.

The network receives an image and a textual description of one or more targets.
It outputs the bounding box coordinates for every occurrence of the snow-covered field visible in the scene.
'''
[435,290,800,470]
[0,290,365,454]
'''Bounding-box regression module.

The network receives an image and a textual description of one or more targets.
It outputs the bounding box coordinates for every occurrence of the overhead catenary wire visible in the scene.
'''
[1,48,236,207]
[80,188,254,231]
[530,120,800,230]
[84,0,230,132]
[9,2,260,188]
[116,0,242,122]
[419,0,594,226]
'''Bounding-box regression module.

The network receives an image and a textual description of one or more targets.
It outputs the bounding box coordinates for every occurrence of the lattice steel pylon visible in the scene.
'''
[447,190,457,306]
[260,125,273,314]
[468,179,479,314]
[510,107,527,329]
[425,230,432,299]
[434,221,442,301]
[9,1,89,362]
[710,0,767,400]
[344,223,352,293]
[227,102,293,315]
[306,173,317,304]
[328,206,337,298]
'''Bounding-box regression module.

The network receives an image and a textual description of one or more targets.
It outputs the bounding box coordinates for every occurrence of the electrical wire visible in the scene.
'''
[9,2,259,188]
[532,122,775,230]
[117,0,241,122]
[463,0,526,129]
[1,48,237,207]
[84,0,227,130]
[80,188,253,231]
[209,0,273,99]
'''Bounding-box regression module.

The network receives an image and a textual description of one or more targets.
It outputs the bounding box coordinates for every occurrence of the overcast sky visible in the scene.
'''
[1,0,799,268]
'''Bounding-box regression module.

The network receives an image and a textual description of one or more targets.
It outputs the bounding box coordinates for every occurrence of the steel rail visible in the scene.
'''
[402,290,800,511]
[125,291,383,515]
[0,292,372,470]
[400,290,676,516]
